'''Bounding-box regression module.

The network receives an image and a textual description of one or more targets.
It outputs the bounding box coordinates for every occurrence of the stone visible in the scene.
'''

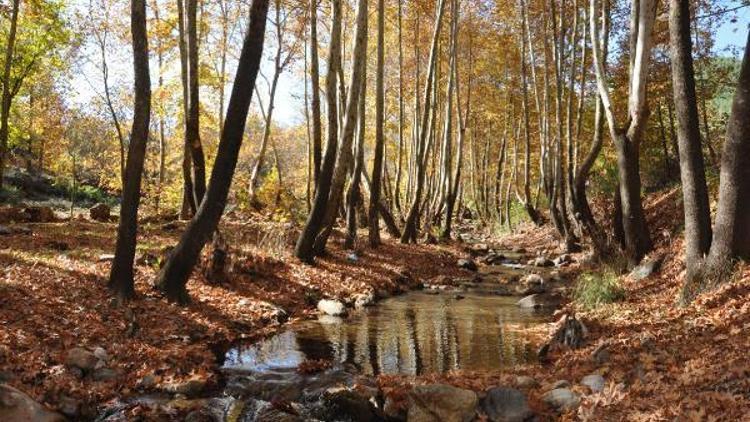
[346,252,359,263]
[93,346,108,362]
[480,387,533,422]
[0,225,11,235]
[57,395,81,418]
[517,274,546,295]
[542,388,580,411]
[89,203,111,222]
[92,368,120,382]
[457,259,478,271]
[98,254,115,262]
[629,255,664,280]
[531,257,554,267]
[353,292,375,309]
[138,374,157,389]
[591,343,610,365]
[317,299,347,317]
[64,347,98,371]
[581,374,605,393]
[23,206,55,223]
[514,376,538,389]
[517,293,561,309]
[408,384,478,422]
[0,384,65,422]
[163,377,208,397]
[553,254,572,267]
[312,387,378,422]
[550,380,570,390]
[383,396,407,421]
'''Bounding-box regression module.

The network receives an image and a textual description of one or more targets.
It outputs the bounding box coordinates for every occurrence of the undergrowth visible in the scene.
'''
[574,269,625,310]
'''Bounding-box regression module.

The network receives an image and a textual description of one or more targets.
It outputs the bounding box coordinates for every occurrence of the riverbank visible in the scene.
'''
[0,211,470,420]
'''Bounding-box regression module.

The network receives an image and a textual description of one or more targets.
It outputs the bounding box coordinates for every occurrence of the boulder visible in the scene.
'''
[89,203,111,222]
[629,255,664,281]
[408,384,478,422]
[312,387,378,422]
[516,294,561,309]
[581,374,605,393]
[514,376,538,389]
[480,387,533,422]
[23,206,55,223]
[0,384,65,422]
[457,259,478,272]
[542,388,580,411]
[64,347,98,371]
[517,274,545,295]
[317,299,347,317]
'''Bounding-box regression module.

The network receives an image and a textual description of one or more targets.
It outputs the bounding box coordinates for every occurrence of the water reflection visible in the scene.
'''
[224,292,550,376]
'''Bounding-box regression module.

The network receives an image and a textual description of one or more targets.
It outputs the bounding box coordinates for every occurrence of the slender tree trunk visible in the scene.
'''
[394,0,405,214]
[669,0,712,273]
[156,0,270,303]
[177,0,196,218]
[312,0,369,255]
[186,0,207,207]
[0,0,20,189]
[346,75,366,249]
[108,0,152,301]
[309,0,323,187]
[369,0,386,247]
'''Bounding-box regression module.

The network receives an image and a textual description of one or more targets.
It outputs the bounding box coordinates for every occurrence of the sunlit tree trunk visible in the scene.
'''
[368,0,386,246]
[309,0,323,187]
[0,0,21,189]
[156,0,270,303]
[108,0,151,301]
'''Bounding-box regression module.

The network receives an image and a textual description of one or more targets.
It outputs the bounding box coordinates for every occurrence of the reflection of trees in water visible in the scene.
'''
[229,294,545,375]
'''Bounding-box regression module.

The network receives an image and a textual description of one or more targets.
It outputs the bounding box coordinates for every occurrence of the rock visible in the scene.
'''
[516,293,561,309]
[0,225,11,235]
[89,203,111,222]
[629,255,664,280]
[0,384,65,422]
[312,387,378,422]
[531,257,554,267]
[346,252,359,263]
[64,347,98,371]
[514,376,538,389]
[547,314,588,349]
[550,380,570,390]
[92,368,120,382]
[408,384,478,422]
[457,259,478,271]
[469,243,489,256]
[57,395,81,418]
[93,346,108,362]
[98,254,115,262]
[581,374,605,393]
[542,388,580,411]
[591,343,610,365]
[163,377,208,397]
[138,374,157,389]
[553,254,572,267]
[517,274,546,295]
[480,387,533,422]
[23,206,55,223]
[317,299,347,317]
[354,292,376,309]
[383,396,407,421]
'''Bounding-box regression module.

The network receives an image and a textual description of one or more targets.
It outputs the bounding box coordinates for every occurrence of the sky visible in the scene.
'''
[69,0,750,128]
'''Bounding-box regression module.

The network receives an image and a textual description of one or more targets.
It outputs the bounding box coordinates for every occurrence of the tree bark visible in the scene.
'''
[369,0,386,247]
[108,0,152,301]
[156,0,270,303]
[669,0,712,272]
[0,0,20,190]
[309,0,323,187]
[186,0,207,207]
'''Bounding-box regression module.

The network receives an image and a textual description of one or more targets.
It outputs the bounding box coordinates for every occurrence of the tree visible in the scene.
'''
[669,0,711,275]
[108,0,152,300]
[590,0,655,265]
[156,0,270,303]
[309,0,322,187]
[368,0,385,246]
[0,0,20,190]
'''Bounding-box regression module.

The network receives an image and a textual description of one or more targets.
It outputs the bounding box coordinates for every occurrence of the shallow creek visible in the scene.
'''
[223,291,551,377]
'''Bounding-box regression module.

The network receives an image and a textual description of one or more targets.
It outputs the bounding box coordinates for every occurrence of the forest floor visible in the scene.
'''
[1,188,750,420]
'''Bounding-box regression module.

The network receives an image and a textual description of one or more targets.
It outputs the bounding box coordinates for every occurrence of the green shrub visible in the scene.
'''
[574,270,625,310]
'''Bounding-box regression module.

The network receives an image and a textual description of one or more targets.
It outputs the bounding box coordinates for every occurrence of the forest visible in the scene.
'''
[0,0,749,420]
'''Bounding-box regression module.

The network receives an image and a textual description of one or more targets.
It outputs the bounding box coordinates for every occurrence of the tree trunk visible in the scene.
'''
[156,0,270,303]
[346,75,367,249]
[186,0,207,207]
[177,0,196,218]
[108,0,152,301]
[368,0,385,247]
[669,0,712,273]
[295,0,342,263]
[309,0,323,187]
[0,0,20,190]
